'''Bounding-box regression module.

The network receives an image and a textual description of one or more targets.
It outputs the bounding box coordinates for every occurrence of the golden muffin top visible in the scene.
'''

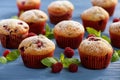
[53,20,85,37]
[18,35,55,55]
[0,19,29,35]
[109,22,120,35]
[91,0,118,7]
[48,0,74,16]
[81,6,109,21]
[19,9,48,23]
[78,37,113,56]
[17,0,40,6]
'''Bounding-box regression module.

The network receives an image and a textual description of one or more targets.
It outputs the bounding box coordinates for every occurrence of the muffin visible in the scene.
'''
[81,6,109,32]
[0,19,29,49]
[78,37,113,69]
[109,22,120,48]
[48,0,74,24]
[19,9,48,35]
[17,0,41,16]
[53,20,85,49]
[91,0,118,16]
[18,35,55,68]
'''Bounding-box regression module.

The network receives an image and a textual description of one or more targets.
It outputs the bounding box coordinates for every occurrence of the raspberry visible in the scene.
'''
[87,34,96,38]
[68,63,78,72]
[51,62,63,73]
[27,32,37,37]
[113,18,120,23]
[41,29,46,35]
[3,49,11,57]
[64,47,74,58]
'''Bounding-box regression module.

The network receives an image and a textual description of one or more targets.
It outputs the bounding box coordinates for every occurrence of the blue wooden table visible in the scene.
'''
[0,0,120,80]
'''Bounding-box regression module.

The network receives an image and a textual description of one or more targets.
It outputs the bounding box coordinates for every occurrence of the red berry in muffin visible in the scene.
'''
[52,62,63,73]
[3,49,11,57]
[27,32,37,37]
[113,18,120,22]
[68,63,78,72]
[64,47,74,58]
[41,29,46,35]
[87,34,96,38]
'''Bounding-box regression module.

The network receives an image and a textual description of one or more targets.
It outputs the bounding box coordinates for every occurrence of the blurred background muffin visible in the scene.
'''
[109,21,120,48]
[48,0,74,24]
[19,9,48,35]
[53,20,84,49]
[78,37,113,69]
[81,6,109,32]
[0,19,29,49]
[91,0,118,16]
[17,0,40,16]
[18,35,55,68]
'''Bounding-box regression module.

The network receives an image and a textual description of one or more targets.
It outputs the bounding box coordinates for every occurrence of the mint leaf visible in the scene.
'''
[0,56,7,64]
[11,16,18,19]
[6,50,20,61]
[86,27,101,37]
[41,57,58,67]
[60,53,65,63]
[45,24,54,39]
[111,51,120,62]
[101,35,111,43]
[62,58,80,68]
[116,50,120,57]
[46,32,54,39]
[45,24,51,33]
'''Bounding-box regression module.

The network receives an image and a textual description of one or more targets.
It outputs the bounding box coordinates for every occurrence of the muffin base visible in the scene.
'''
[103,5,116,16]
[0,34,26,49]
[21,51,54,69]
[54,34,84,49]
[92,4,116,16]
[27,22,46,35]
[49,11,73,24]
[82,18,108,32]
[79,53,112,69]
[110,32,120,48]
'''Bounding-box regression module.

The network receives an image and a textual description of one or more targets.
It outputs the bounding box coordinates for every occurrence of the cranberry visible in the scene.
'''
[41,29,46,35]
[18,22,23,25]
[36,40,43,48]
[88,37,100,41]
[3,49,11,57]
[64,47,74,58]
[27,32,37,37]
[20,47,25,52]
[68,63,78,72]
[87,34,96,38]
[113,18,120,23]
[52,62,63,73]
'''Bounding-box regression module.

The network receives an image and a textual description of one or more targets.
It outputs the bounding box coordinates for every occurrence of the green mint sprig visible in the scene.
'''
[60,53,80,68]
[116,50,120,57]
[0,50,20,64]
[45,24,54,39]
[101,35,111,43]
[11,16,18,19]
[41,53,80,68]
[111,50,120,62]
[6,50,20,61]
[86,27,111,43]
[41,57,58,67]
[86,27,101,37]
[0,56,7,64]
